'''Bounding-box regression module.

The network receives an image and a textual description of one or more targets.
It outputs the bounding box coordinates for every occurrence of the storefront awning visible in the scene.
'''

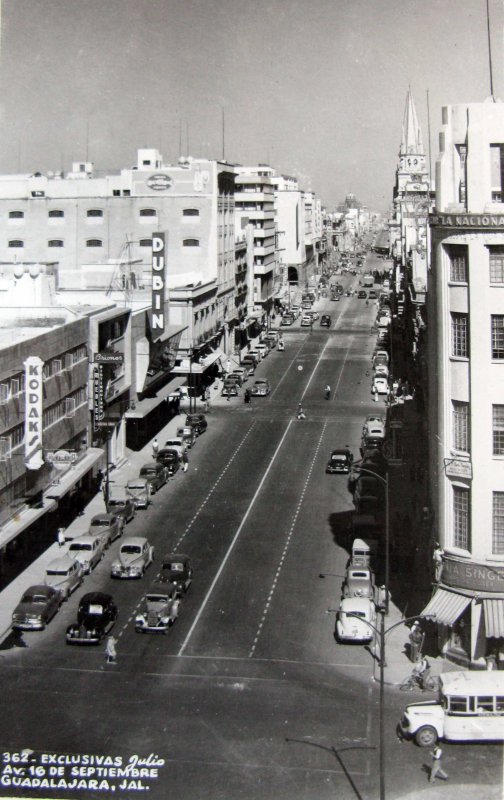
[483,598,504,638]
[44,447,104,500]
[420,588,472,626]
[0,499,57,550]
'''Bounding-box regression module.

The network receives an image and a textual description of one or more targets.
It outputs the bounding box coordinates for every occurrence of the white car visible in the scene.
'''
[374,365,389,379]
[372,376,388,395]
[248,349,263,362]
[45,556,84,600]
[336,597,376,643]
[301,315,312,327]
[111,536,154,579]
[164,436,187,456]
[68,534,106,574]
[363,420,385,439]
[256,342,270,358]
[373,350,389,365]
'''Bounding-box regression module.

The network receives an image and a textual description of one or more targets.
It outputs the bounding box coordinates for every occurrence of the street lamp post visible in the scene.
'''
[188,348,193,414]
[352,464,389,614]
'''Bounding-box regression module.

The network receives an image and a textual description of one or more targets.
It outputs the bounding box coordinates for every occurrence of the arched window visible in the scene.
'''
[48,239,64,248]
[87,208,103,217]
[183,238,200,247]
[183,208,200,217]
[139,238,152,247]
[8,240,24,248]
[48,209,64,218]
[8,211,24,219]
[86,238,103,247]
[139,208,157,217]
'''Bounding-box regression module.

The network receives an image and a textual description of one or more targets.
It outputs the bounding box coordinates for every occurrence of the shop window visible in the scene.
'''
[492,492,504,554]
[451,313,469,358]
[453,486,470,550]
[447,245,468,283]
[491,315,504,359]
[452,401,469,452]
[489,246,504,283]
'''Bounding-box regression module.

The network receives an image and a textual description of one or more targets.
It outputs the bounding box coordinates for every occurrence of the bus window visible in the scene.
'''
[448,696,468,713]
[476,696,494,712]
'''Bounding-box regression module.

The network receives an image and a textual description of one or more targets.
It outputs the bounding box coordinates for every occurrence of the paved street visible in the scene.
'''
[0,265,502,800]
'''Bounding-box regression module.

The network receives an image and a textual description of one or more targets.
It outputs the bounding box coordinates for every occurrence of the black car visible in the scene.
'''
[320,314,332,327]
[185,413,208,435]
[160,553,193,597]
[326,449,354,474]
[156,448,180,475]
[358,290,367,299]
[106,497,136,525]
[66,592,118,645]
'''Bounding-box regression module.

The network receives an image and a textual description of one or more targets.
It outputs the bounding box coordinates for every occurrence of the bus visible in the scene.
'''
[399,671,504,746]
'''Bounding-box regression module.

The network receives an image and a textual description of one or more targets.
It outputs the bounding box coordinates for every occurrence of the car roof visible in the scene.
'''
[90,513,116,522]
[69,534,101,544]
[140,462,162,469]
[162,552,190,563]
[47,556,79,570]
[158,447,178,454]
[121,536,149,547]
[147,582,176,594]
[80,592,113,605]
[23,584,56,594]
[254,379,267,383]
[340,597,373,610]
[331,449,351,455]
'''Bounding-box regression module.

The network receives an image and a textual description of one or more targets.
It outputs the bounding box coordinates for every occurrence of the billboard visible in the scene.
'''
[24,356,44,470]
[151,232,167,336]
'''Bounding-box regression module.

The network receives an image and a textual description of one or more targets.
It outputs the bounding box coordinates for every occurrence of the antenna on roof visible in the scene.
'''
[486,0,495,100]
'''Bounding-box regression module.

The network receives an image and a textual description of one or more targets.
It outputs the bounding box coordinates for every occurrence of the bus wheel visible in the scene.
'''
[415,726,437,747]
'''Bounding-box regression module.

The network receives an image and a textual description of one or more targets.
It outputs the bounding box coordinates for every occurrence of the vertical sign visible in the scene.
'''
[151,232,166,335]
[93,365,104,430]
[24,356,44,470]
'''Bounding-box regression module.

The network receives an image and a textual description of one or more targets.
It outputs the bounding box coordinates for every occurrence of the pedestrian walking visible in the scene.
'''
[152,438,159,458]
[408,621,424,662]
[182,450,189,473]
[105,635,117,664]
[429,745,448,783]
[297,403,306,420]
[57,527,66,548]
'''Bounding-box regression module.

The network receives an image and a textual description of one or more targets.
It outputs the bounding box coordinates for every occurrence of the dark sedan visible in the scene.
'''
[320,314,332,327]
[12,585,62,631]
[326,449,354,474]
[66,592,118,645]
[106,497,136,525]
[160,553,193,597]
[185,413,208,435]
[156,448,180,475]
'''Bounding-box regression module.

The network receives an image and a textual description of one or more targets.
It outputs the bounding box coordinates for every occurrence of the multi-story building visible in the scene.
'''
[235,165,277,323]
[424,100,504,667]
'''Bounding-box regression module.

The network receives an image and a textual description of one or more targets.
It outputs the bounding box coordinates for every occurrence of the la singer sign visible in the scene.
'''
[24,356,44,470]
[151,232,167,335]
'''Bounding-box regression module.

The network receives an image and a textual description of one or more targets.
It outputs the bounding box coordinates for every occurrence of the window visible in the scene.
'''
[112,189,120,197]
[48,239,64,248]
[183,208,199,217]
[447,245,468,282]
[183,238,200,247]
[64,398,76,418]
[452,401,469,452]
[453,486,470,550]
[491,315,504,359]
[489,246,504,283]
[87,209,103,217]
[8,211,24,219]
[86,239,103,247]
[8,240,23,248]
[0,383,9,403]
[139,238,152,247]
[48,209,64,218]
[0,437,11,461]
[448,697,469,714]
[490,144,504,202]
[139,208,157,217]
[451,313,469,358]
[492,493,504,553]
[123,190,130,196]
[493,406,504,455]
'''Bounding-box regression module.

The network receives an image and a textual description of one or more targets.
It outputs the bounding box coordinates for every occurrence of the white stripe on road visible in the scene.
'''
[178,419,294,656]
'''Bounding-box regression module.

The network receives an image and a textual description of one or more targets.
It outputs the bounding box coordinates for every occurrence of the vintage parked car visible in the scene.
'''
[126,477,151,509]
[250,379,271,396]
[139,462,168,494]
[106,497,136,525]
[66,592,117,645]
[160,553,193,596]
[156,448,180,476]
[372,376,389,396]
[176,426,197,449]
[320,314,332,327]
[68,534,106,574]
[185,413,208,435]
[164,436,187,456]
[88,512,123,547]
[44,556,84,600]
[229,369,246,385]
[281,314,294,327]
[374,365,389,379]
[362,420,386,440]
[240,358,256,375]
[336,597,376,643]
[326,449,354,474]
[301,315,312,327]
[255,342,270,358]
[135,582,180,633]
[341,567,375,599]
[12,584,62,631]
[221,378,240,397]
[111,536,154,579]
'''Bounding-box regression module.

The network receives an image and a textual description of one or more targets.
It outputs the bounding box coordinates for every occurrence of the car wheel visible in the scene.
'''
[414,726,437,748]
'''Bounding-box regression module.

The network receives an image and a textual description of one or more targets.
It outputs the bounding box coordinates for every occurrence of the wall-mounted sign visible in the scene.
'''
[444,458,473,480]
[46,450,78,470]
[24,356,44,470]
[442,557,504,593]
[430,213,504,229]
[146,174,173,191]
[151,232,167,335]
[94,352,124,364]
[93,365,104,429]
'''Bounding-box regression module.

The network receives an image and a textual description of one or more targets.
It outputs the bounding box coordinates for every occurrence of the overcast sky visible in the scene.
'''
[0,0,502,212]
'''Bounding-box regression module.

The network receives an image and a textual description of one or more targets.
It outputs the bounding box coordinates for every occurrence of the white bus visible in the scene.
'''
[399,671,504,746]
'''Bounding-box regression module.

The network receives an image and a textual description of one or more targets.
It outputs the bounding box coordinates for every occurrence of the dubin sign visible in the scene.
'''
[151,232,166,336]
[24,356,44,470]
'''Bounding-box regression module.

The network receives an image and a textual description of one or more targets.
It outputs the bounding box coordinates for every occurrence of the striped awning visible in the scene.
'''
[483,599,504,638]
[420,588,472,626]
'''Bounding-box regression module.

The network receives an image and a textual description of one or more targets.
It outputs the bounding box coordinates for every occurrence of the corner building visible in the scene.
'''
[425,100,504,667]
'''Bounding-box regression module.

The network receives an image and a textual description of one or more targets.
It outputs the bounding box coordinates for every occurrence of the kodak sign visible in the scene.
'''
[24,356,44,470]
[151,232,167,335]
